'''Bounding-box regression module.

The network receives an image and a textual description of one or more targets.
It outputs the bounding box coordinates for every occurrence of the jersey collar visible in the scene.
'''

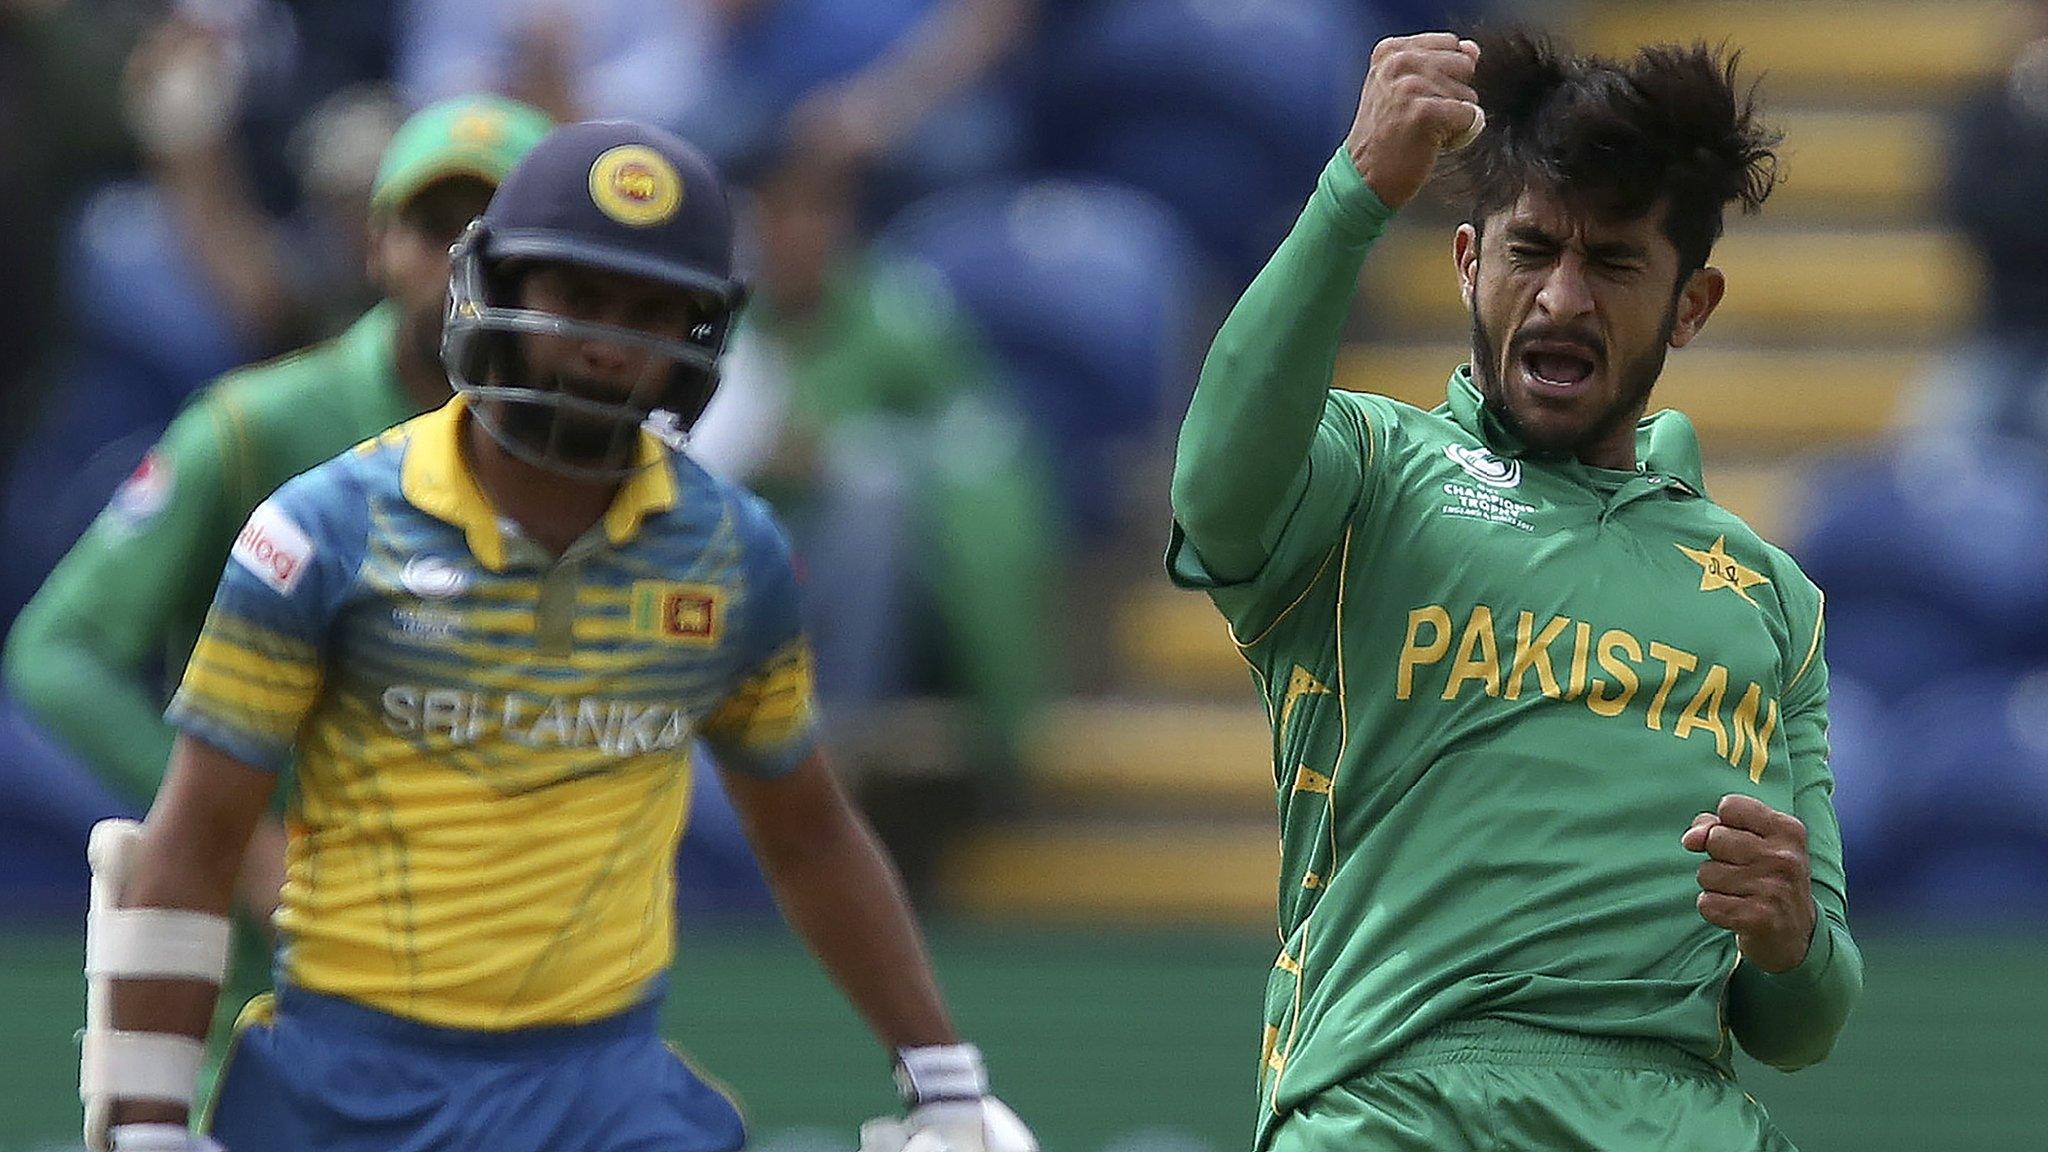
[1440,365,1708,497]
[400,394,678,570]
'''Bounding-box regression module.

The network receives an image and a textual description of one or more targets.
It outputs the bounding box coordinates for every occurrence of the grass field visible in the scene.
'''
[3,923,2041,1150]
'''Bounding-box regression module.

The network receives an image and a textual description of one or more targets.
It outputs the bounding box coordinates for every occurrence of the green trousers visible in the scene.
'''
[1268,1021,1798,1152]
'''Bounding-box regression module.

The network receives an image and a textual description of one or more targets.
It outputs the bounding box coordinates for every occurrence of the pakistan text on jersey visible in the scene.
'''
[1393,603,1781,782]
[381,686,693,753]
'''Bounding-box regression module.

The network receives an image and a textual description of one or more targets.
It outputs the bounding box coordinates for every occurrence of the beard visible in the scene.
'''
[1469,299,1677,460]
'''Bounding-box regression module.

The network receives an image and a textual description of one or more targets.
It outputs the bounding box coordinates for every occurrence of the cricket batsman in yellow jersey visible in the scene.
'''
[79,121,1037,1152]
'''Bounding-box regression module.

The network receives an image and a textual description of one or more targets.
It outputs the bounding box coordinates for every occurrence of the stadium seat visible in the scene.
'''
[1034,0,1375,285]
[1884,668,2048,916]
[0,408,158,633]
[64,181,252,398]
[1795,436,2048,654]
[1580,0,2018,99]
[1824,674,1905,896]
[878,177,1200,531]
[0,693,137,918]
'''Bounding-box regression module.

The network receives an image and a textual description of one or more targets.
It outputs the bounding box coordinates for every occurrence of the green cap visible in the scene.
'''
[370,94,554,213]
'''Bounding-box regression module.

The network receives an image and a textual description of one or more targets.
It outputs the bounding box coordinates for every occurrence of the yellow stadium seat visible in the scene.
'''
[1579,1,2020,97]
[1771,110,1939,220]
[944,823,1279,923]
[1021,700,1274,812]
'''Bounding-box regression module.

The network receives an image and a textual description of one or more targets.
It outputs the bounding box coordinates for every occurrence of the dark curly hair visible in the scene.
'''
[1440,29,1782,277]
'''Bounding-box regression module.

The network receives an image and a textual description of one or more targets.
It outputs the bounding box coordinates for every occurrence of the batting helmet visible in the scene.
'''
[442,120,745,479]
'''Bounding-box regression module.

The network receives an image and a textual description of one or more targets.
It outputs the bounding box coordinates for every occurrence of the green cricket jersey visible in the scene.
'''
[5,304,421,802]
[1167,153,1861,1148]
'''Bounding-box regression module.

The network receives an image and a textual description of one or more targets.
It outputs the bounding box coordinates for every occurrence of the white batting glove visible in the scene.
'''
[857,1045,1038,1152]
[109,1124,223,1152]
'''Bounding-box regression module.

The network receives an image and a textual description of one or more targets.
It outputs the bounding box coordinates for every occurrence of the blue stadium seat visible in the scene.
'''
[64,181,251,395]
[1883,668,2048,917]
[1796,436,2048,654]
[0,412,158,634]
[1816,593,2001,703]
[1824,674,1904,896]
[0,692,137,919]
[1035,0,1376,284]
[878,177,1200,531]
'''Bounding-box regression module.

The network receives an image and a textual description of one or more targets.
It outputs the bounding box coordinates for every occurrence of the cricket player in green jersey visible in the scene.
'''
[1167,30,1862,1151]
[3,92,549,1041]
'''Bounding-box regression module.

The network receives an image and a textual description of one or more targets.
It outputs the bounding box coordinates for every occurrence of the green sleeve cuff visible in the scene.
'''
[1312,149,1397,242]
[1733,905,1840,997]
[1774,905,1840,989]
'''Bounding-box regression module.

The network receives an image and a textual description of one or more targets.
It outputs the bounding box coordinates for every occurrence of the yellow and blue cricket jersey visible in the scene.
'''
[167,395,817,1031]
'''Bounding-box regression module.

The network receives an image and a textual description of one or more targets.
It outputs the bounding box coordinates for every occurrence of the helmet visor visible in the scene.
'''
[443,226,728,479]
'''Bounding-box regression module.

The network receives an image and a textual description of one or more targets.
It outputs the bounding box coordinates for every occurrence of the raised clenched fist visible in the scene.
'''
[1345,33,1484,210]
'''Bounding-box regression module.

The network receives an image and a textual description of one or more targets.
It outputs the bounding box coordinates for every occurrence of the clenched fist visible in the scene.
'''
[1345,33,1483,210]
[1682,793,1817,973]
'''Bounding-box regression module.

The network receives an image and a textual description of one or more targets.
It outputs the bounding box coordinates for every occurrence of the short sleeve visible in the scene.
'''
[698,499,820,778]
[165,472,357,772]
[1167,390,1383,638]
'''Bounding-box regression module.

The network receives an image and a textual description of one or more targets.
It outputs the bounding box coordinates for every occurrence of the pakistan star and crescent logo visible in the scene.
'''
[1677,536,1771,606]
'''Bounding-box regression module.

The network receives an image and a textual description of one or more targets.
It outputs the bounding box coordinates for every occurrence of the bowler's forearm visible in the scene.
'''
[1170,151,1393,581]
[1726,911,1862,1070]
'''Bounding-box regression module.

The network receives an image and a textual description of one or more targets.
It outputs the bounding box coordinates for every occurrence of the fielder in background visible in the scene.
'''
[8,89,549,1063]
[81,120,1035,1152]
[1167,30,1860,1151]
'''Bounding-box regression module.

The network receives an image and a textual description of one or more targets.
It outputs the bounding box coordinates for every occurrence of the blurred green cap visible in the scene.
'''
[371,94,553,213]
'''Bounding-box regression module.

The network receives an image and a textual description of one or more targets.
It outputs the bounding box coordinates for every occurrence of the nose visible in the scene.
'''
[571,333,636,384]
[1534,251,1596,323]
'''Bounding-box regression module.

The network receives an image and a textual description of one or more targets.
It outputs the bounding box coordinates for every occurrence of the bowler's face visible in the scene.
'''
[1457,187,1723,467]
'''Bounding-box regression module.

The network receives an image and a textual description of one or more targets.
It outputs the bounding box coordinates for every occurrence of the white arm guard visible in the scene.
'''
[82,819,231,1152]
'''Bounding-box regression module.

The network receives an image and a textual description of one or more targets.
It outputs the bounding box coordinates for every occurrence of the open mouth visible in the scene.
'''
[1517,340,1601,394]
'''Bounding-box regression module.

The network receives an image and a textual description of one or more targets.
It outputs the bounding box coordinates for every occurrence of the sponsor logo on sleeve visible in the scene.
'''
[232,500,315,595]
[107,450,174,528]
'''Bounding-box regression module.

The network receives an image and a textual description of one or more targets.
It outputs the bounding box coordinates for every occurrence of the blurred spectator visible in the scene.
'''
[400,0,1038,222]
[1035,0,1376,286]
[692,151,1061,776]
[397,0,729,128]
[876,173,1200,534]
[769,0,1037,209]
[0,0,139,474]
[1931,2,2048,442]
[122,17,404,353]
[1,97,549,933]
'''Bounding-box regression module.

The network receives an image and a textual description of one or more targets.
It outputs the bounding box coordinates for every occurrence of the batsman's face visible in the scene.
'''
[514,262,704,399]
[500,261,709,461]
[1455,189,1723,466]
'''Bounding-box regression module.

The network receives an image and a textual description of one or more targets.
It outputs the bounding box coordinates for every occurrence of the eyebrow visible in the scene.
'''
[1501,224,1648,262]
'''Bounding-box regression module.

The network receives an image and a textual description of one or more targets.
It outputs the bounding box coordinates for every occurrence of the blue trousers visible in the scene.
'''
[208,988,746,1152]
